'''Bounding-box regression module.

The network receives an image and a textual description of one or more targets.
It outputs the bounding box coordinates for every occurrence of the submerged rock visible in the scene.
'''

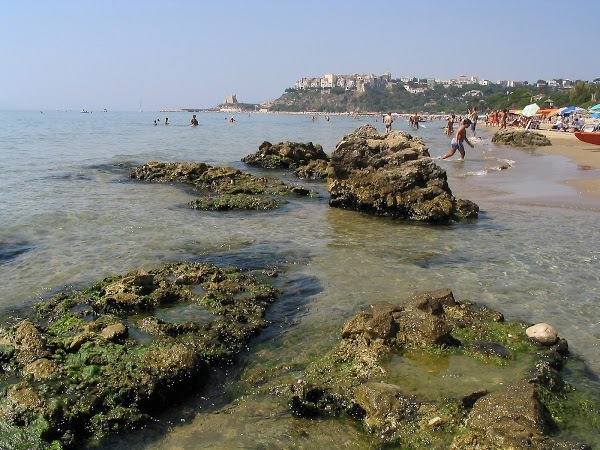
[129,161,314,211]
[327,125,478,222]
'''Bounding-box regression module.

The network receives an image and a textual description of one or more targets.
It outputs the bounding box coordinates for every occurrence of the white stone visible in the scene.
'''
[526,323,558,345]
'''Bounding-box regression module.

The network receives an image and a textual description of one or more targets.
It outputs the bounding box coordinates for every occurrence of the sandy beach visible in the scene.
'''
[479,124,600,200]
[532,127,600,199]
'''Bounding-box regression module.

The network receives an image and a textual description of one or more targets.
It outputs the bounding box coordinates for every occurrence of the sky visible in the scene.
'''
[1,0,598,111]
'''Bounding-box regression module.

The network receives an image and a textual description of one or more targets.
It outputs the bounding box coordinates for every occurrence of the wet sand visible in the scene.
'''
[475,124,600,200]
[531,128,600,199]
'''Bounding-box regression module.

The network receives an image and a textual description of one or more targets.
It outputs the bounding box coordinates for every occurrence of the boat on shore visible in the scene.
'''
[574,131,600,145]
[574,124,600,145]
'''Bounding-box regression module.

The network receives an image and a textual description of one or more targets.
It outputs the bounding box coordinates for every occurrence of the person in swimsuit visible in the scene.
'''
[441,118,474,160]
[383,112,394,133]
[444,114,455,136]
[190,114,198,126]
[469,107,478,137]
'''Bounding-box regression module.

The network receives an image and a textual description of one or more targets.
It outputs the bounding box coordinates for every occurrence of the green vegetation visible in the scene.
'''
[269,80,600,114]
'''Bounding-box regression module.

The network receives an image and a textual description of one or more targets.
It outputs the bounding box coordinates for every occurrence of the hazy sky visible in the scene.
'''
[2,0,598,111]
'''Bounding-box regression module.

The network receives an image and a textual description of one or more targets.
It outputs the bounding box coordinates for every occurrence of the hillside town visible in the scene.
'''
[293,72,576,94]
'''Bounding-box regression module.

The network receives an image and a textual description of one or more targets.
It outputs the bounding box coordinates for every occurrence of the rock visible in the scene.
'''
[100,323,128,342]
[13,320,49,365]
[69,331,95,351]
[23,358,58,380]
[526,323,558,345]
[242,141,329,170]
[469,342,510,359]
[294,159,330,179]
[129,161,310,200]
[327,125,478,222]
[404,288,456,315]
[492,129,551,147]
[354,382,418,434]
[467,380,549,447]
[395,309,455,347]
[6,382,44,411]
[341,311,372,338]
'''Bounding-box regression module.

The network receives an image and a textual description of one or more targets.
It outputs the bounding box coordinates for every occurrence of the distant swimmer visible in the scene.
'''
[153,120,157,126]
[229,117,235,123]
[441,118,474,160]
[190,114,198,126]
[165,117,169,125]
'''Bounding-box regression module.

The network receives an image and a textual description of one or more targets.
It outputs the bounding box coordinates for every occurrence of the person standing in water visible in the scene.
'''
[190,114,198,126]
[469,107,479,137]
[441,118,474,160]
[383,112,394,133]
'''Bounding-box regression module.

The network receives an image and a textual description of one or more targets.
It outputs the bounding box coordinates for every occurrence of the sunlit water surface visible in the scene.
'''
[1,111,599,448]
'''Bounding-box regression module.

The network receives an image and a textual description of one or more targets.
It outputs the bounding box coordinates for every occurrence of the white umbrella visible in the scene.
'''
[521,103,540,117]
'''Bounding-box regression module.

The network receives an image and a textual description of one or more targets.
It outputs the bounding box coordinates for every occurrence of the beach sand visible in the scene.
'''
[531,128,600,200]
[480,125,600,200]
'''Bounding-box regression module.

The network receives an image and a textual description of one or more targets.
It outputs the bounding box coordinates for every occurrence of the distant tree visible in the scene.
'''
[569,82,590,104]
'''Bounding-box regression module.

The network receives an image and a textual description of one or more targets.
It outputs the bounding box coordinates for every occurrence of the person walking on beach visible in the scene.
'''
[441,118,474,160]
[190,114,198,126]
[499,109,508,129]
[383,112,394,133]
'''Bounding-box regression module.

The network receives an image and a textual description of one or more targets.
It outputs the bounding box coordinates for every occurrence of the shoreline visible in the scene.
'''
[479,124,600,200]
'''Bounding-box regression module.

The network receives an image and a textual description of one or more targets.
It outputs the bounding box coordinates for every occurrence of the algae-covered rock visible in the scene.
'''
[0,262,277,449]
[285,289,597,449]
[129,161,314,213]
[242,140,329,172]
[466,379,549,447]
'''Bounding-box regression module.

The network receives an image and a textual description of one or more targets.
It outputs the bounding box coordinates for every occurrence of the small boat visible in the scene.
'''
[574,131,600,145]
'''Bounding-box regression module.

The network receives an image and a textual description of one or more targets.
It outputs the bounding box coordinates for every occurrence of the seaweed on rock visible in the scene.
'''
[0,262,277,449]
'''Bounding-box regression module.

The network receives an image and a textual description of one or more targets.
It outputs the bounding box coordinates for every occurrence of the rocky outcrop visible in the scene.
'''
[129,161,313,210]
[327,125,479,222]
[0,262,277,449]
[492,129,552,147]
[242,141,329,177]
[288,289,593,449]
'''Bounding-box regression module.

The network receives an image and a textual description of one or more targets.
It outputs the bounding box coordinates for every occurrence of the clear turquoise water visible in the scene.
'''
[1,110,599,447]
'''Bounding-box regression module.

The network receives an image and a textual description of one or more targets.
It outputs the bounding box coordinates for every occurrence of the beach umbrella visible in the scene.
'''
[559,106,586,116]
[521,103,540,117]
[590,112,600,119]
[589,103,600,111]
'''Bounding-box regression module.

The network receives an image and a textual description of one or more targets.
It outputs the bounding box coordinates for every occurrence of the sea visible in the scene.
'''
[1,110,599,448]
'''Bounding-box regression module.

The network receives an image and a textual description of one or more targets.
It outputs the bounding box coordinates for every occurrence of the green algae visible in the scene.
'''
[283,291,599,448]
[0,262,278,449]
[189,194,285,211]
[128,161,315,213]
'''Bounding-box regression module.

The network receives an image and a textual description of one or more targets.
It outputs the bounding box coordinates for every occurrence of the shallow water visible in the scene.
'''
[1,111,599,447]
